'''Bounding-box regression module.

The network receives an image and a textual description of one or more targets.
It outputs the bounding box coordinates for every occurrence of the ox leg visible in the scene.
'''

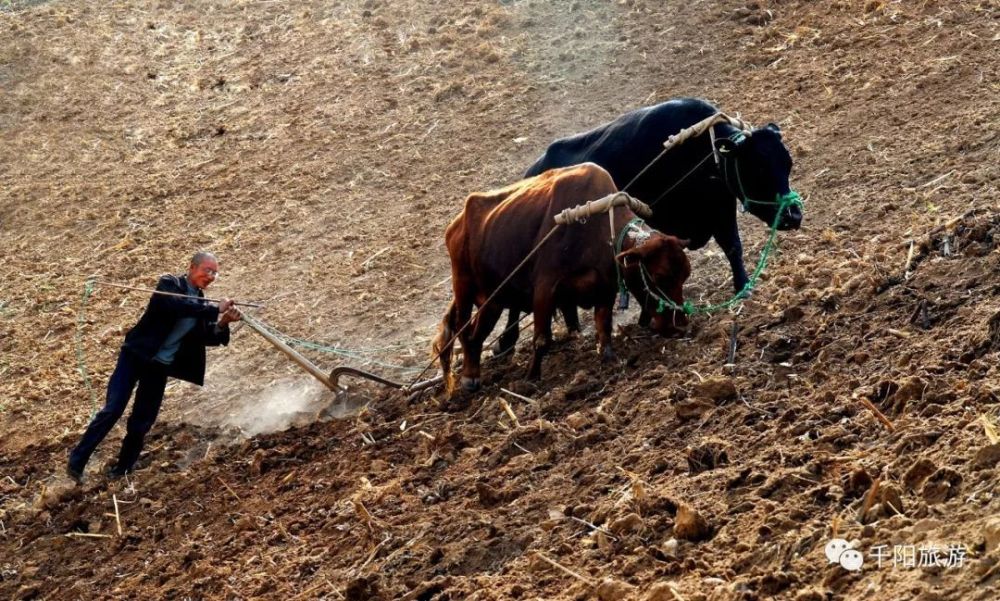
[638,306,652,328]
[594,303,615,362]
[432,300,460,393]
[560,304,581,339]
[459,302,505,393]
[527,291,556,381]
[715,219,749,294]
[492,309,522,358]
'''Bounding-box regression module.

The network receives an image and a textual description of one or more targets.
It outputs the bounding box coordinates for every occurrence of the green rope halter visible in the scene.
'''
[614,216,645,298]
[722,132,804,215]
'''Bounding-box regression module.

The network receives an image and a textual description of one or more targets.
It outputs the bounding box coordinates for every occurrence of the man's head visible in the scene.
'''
[187,251,219,290]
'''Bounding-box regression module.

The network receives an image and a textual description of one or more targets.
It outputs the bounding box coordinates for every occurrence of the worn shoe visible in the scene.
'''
[66,463,85,485]
[105,464,130,480]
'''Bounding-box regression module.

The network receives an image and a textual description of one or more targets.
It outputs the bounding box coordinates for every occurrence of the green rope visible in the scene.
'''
[638,191,803,316]
[76,277,99,418]
[614,217,645,297]
[247,317,423,374]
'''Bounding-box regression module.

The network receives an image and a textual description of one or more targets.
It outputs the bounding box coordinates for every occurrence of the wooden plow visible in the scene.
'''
[240,315,443,398]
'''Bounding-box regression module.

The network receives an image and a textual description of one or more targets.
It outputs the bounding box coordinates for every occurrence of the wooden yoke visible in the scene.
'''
[553,192,652,225]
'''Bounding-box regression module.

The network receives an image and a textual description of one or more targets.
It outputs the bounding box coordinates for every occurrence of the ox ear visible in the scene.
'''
[615,247,644,270]
[675,237,690,250]
[765,122,782,137]
[714,133,746,155]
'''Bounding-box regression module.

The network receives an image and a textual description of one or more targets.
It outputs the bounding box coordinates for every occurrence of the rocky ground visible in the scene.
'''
[1,0,999,599]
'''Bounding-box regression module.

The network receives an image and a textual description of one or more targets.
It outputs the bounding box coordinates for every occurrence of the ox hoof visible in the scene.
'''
[600,346,616,363]
[460,377,481,393]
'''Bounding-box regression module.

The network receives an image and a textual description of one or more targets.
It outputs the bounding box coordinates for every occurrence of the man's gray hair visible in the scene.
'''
[190,251,218,266]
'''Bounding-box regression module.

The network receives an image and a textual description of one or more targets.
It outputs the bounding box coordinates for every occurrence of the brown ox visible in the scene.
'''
[433,163,690,392]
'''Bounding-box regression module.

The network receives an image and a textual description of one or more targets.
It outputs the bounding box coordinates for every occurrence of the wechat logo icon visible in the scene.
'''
[825,539,864,572]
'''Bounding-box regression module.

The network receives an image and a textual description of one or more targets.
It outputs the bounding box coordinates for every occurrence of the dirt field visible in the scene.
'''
[1,0,999,599]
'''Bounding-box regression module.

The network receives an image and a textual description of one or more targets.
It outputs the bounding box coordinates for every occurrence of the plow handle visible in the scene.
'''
[241,318,339,392]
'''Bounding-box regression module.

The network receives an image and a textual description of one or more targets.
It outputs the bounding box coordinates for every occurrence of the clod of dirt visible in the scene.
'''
[673,503,711,542]
[903,458,939,491]
[675,398,714,422]
[984,518,1000,553]
[793,588,828,601]
[783,305,807,323]
[686,440,730,474]
[597,578,636,601]
[973,443,1000,470]
[557,370,602,402]
[565,411,591,430]
[475,481,504,508]
[14,584,41,600]
[757,571,799,596]
[972,554,1000,580]
[921,468,962,504]
[878,483,905,516]
[33,481,78,510]
[345,575,381,601]
[507,379,540,398]
[985,311,1000,349]
[875,376,929,415]
[249,449,267,477]
[844,467,873,499]
[645,581,683,601]
[692,376,737,403]
[608,512,643,535]
[888,376,929,414]
[732,3,774,26]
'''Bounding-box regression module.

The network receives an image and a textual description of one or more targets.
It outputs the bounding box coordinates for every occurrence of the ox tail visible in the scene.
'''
[432,300,459,394]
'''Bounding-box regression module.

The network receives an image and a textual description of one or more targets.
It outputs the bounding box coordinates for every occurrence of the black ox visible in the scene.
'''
[495,97,802,355]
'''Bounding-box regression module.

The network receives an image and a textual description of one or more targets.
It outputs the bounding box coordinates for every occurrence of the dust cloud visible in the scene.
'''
[224,378,327,436]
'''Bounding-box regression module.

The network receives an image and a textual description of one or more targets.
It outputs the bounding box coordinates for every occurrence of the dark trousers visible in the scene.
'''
[69,349,168,472]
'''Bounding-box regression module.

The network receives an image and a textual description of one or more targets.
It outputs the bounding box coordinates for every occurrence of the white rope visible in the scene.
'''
[661,112,752,156]
[553,192,652,225]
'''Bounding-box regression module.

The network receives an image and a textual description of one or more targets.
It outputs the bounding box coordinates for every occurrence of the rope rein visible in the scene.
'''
[242,314,423,373]
[75,278,99,418]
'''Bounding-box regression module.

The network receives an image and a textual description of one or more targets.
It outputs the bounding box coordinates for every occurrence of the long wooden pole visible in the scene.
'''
[240,316,339,392]
[96,281,265,308]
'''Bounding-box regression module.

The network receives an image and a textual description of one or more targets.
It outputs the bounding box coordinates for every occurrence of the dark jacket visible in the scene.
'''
[122,274,230,385]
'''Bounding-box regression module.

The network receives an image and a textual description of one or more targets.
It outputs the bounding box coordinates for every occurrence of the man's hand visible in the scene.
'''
[218,306,242,327]
[219,298,235,313]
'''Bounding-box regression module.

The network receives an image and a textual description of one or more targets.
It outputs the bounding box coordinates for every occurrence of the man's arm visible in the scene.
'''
[149,275,220,320]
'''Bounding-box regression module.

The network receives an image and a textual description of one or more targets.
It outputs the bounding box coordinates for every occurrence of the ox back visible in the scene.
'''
[449,164,623,314]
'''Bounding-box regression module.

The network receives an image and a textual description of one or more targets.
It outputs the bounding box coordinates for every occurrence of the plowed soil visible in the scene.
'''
[2,1,999,600]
